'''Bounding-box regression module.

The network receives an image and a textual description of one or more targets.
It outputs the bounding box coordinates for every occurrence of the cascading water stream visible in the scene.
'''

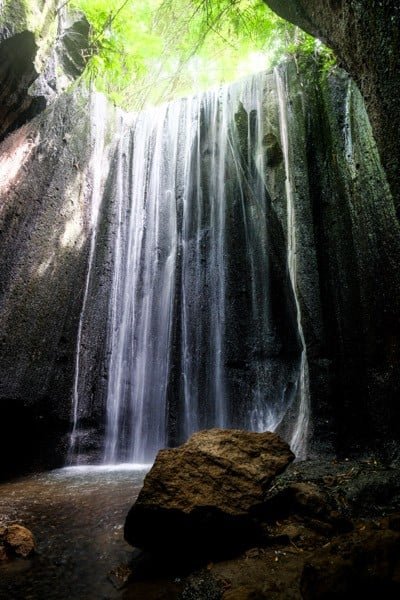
[104,102,179,464]
[275,67,310,460]
[69,92,109,461]
[70,70,309,464]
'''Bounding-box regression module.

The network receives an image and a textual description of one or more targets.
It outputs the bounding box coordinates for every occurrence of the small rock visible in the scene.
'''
[108,564,131,590]
[279,524,303,541]
[3,524,35,558]
[264,482,330,520]
[244,547,263,559]
[286,483,329,515]
[303,518,334,536]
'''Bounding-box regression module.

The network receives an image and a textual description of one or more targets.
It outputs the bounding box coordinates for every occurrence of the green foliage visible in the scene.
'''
[69,0,336,109]
[69,0,161,105]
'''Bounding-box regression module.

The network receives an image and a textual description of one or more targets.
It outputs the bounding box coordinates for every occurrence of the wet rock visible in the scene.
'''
[0,5,90,142]
[301,529,400,599]
[0,524,35,559]
[302,517,334,537]
[56,14,90,80]
[0,81,117,479]
[263,132,283,167]
[264,482,331,520]
[264,1,400,216]
[0,31,43,142]
[125,429,294,558]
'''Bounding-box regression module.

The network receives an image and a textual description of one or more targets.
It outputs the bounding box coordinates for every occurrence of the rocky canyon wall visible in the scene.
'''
[0,1,104,477]
[0,89,120,477]
[278,60,400,455]
[0,0,90,142]
[264,0,400,216]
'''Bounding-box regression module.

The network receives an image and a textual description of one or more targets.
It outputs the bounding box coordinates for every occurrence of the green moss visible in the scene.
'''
[0,0,58,69]
[0,0,28,33]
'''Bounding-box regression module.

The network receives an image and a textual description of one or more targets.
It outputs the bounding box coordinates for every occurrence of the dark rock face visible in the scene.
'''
[0,4,398,475]
[0,31,45,142]
[0,61,398,475]
[278,61,400,455]
[0,3,90,142]
[124,429,294,557]
[56,14,91,81]
[0,90,115,478]
[0,6,112,479]
[164,80,302,455]
[264,0,400,216]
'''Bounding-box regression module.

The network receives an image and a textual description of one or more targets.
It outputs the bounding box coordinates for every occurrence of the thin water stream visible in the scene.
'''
[0,467,148,600]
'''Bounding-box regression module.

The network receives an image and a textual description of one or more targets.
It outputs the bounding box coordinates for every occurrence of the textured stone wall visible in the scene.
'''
[0,1,90,142]
[276,60,400,455]
[0,2,98,478]
[0,88,120,477]
[264,0,400,216]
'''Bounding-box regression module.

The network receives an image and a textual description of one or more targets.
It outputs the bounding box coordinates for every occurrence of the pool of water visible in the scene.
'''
[0,465,149,599]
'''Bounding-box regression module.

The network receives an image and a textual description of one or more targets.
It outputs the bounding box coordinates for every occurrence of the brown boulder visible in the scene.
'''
[0,524,35,559]
[124,429,294,558]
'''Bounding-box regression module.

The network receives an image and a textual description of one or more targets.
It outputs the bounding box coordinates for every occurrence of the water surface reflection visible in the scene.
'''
[0,465,148,599]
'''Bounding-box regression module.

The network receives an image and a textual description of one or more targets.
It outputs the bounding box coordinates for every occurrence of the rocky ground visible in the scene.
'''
[2,434,400,599]
[119,431,400,599]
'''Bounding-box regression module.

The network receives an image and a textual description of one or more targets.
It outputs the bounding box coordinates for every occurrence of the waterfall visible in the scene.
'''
[104,102,180,463]
[344,79,358,180]
[71,70,308,464]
